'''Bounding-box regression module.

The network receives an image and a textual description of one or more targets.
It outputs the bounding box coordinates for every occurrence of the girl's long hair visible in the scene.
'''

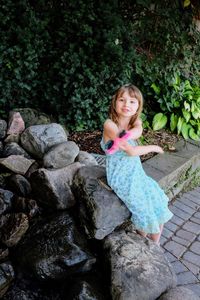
[109,84,143,129]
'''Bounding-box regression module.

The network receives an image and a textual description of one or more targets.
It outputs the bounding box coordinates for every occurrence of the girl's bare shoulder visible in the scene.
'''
[103,119,118,132]
[103,119,118,141]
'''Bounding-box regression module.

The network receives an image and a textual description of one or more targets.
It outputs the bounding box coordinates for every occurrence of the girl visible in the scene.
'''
[101,84,173,244]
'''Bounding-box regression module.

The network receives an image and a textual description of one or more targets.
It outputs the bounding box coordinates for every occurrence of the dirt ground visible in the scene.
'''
[69,129,181,162]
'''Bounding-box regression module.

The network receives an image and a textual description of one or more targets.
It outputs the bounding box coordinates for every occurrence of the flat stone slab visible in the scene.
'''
[143,139,200,199]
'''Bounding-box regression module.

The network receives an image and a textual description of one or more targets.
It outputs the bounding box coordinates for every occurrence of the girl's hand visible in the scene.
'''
[153,145,164,154]
[118,140,132,152]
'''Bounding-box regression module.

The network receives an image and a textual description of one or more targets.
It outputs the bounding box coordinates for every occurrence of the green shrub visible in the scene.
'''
[0,0,200,134]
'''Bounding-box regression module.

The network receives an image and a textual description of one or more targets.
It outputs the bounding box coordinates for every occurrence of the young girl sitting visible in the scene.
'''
[101,83,173,245]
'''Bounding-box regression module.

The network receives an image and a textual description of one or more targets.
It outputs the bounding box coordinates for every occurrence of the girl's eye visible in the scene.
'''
[119,98,124,102]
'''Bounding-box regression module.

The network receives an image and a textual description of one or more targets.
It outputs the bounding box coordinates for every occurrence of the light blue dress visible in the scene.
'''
[101,138,173,234]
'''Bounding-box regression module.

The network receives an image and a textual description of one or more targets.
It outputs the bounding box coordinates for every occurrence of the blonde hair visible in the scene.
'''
[109,84,143,129]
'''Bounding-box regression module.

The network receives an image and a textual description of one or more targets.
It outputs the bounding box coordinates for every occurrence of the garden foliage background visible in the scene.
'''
[0,0,200,137]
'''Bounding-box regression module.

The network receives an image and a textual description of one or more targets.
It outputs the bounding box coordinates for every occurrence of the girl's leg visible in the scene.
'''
[149,224,164,245]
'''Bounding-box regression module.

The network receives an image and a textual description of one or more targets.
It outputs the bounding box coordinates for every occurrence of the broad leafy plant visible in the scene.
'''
[151,75,200,140]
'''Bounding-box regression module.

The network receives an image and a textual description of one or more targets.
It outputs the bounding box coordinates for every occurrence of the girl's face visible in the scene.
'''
[115,90,139,118]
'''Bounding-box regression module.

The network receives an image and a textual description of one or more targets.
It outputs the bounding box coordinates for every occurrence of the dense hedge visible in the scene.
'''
[0,0,200,132]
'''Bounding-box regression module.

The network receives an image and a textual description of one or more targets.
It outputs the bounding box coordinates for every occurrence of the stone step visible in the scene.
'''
[143,139,200,200]
[92,138,200,201]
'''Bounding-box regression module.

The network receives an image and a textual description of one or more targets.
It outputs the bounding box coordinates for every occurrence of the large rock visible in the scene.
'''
[14,212,96,281]
[73,166,130,239]
[0,262,15,298]
[104,230,177,300]
[0,155,34,175]
[158,286,199,300]
[30,163,82,210]
[7,174,32,197]
[75,151,98,166]
[20,123,68,158]
[43,141,79,169]
[0,189,14,216]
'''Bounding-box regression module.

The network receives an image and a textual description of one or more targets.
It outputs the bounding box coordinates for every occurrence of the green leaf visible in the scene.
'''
[152,113,167,131]
[183,0,190,8]
[192,109,200,120]
[182,109,191,123]
[181,122,189,139]
[177,117,184,135]
[170,113,178,132]
[189,128,200,141]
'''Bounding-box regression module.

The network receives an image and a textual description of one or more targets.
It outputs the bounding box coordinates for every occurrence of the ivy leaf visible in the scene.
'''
[152,113,167,131]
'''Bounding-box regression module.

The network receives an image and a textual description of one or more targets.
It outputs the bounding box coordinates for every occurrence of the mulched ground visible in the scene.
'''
[68,129,181,162]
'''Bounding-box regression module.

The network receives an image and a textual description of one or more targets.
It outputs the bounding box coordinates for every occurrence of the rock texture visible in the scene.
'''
[20,123,68,158]
[104,229,177,300]
[73,165,130,239]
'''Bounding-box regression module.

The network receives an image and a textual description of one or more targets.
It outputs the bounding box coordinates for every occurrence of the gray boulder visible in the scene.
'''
[30,162,82,210]
[7,174,32,197]
[20,123,68,158]
[104,230,177,300]
[3,143,31,159]
[75,151,98,166]
[0,155,34,175]
[73,166,130,239]
[158,286,199,300]
[43,141,79,169]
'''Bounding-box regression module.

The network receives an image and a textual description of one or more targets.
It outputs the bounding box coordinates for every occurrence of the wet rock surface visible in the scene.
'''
[30,163,82,210]
[73,165,130,239]
[14,212,96,281]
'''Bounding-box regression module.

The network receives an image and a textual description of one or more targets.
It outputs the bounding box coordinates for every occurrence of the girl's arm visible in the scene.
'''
[128,118,143,140]
[119,141,164,156]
